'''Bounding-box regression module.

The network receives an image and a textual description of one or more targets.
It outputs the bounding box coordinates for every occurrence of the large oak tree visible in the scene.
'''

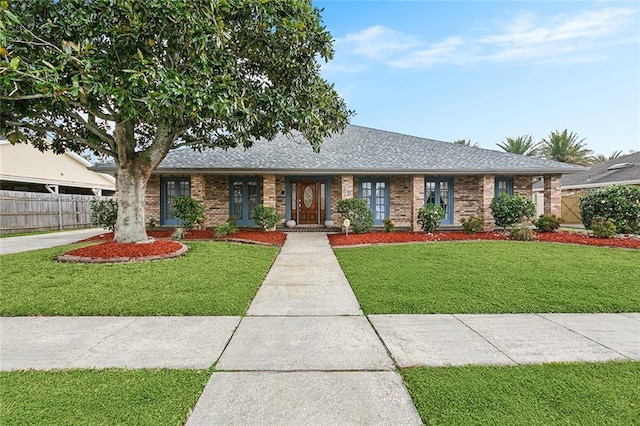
[0,0,351,242]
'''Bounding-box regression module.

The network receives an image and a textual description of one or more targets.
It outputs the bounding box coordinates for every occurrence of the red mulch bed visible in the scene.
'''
[59,240,187,263]
[328,231,640,249]
[70,229,287,261]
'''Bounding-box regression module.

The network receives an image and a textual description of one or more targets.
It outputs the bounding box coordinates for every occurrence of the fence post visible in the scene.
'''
[45,184,63,230]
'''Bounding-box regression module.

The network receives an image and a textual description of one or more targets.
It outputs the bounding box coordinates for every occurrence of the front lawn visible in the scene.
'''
[401,361,640,425]
[0,369,209,425]
[335,241,640,314]
[0,241,278,316]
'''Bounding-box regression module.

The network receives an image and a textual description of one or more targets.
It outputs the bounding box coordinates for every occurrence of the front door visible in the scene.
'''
[297,181,318,224]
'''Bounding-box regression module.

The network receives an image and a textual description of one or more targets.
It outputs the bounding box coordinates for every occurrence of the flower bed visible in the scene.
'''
[58,240,187,263]
[328,231,640,249]
[69,229,287,262]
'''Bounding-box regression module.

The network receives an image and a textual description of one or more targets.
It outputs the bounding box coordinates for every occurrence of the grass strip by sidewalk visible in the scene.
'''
[401,361,640,426]
[335,241,640,314]
[0,241,278,316]
[0,369,209,426]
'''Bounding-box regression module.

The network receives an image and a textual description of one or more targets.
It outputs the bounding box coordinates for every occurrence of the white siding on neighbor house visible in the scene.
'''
[0,141,115,190]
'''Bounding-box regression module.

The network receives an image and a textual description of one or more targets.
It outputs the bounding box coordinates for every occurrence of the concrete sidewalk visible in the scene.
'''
[1,232,639,425]
[0,227,106,255]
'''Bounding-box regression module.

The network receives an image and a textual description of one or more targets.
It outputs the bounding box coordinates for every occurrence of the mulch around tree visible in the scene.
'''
[57,240,188,263]
[328,230,640,249]
[64,229,287,262]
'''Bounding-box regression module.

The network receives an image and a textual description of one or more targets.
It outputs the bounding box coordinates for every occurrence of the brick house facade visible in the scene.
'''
[131,125,584,231]
[145,172,565,232]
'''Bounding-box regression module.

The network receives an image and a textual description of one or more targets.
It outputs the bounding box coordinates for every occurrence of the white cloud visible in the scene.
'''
[338,25,420,60]
[327,7,637,71]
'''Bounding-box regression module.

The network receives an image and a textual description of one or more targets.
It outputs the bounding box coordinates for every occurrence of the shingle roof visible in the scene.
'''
[560,152,640,188]
[98,124,586,175]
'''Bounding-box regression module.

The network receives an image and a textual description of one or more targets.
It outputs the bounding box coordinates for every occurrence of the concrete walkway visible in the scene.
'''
[1,233,639,424]
[187,233,421,425]
[0,227,106,255]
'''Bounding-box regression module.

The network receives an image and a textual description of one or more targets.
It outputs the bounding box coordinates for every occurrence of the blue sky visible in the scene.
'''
[315,0,640,157]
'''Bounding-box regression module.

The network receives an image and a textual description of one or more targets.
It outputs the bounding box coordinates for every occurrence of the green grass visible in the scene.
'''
[0,369,210,426]
[0,241,278,316]
[335,241,640,314]
[401,361,640,425]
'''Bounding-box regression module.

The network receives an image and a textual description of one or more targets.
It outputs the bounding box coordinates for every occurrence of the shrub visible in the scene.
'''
[251,204,279,231]
[147,218,156,230]
[215,218,238,237]
[417,203,445,233]
[510,225,536,241]
[580,185,640,234]
[90,199,117,231]
[336,198,374,234]
[172,196,204,229]
[461,215,483,234]
[591,217,616,238]
[383,217,395,233]
[490,193,536,228]
[533,214,563,232]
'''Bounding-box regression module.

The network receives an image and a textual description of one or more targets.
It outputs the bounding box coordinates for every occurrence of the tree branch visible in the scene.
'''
[67,110,116,149]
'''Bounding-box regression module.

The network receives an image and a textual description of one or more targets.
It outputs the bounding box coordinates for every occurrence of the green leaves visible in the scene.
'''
[490,193,536,228]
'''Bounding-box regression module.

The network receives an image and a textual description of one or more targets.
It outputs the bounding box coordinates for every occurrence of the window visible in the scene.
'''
[160,177,190,226]
[230,178,261,226]
[359,178,389,225]
[424,177,454,225]
[495,177,513,196]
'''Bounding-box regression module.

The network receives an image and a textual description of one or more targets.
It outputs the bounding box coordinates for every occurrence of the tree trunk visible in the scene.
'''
[114,165,152,243]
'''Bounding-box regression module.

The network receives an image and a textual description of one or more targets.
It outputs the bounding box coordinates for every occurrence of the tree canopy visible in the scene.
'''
[537,129,592,166]
[1,0,352,242]
[496,135,538,156]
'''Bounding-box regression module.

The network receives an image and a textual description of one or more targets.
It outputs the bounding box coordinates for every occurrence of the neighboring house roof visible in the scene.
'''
[560,152,640,189]
[533,151,640,191]
[0,140,116,190]
[96,124,585,175]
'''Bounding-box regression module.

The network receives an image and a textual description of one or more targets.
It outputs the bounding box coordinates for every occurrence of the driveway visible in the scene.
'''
[0,228,106,255]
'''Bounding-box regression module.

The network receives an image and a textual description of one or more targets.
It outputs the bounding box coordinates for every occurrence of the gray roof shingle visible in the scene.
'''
[98,124,587,175]
[561,152,640,188]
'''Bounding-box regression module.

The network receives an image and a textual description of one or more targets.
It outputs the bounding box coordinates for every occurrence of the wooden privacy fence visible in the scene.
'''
[0,190,114,235]
[561,192,584,224]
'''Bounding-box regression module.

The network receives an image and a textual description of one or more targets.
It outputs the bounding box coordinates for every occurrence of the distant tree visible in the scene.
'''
[496,135,538,156]
[453,139,477,147]
[1,1,351,243]
[589,150,623,164]
[537,130,592,165]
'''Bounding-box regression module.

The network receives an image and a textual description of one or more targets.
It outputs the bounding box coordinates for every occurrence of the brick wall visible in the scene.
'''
[453,176,482,225]
[262,174,277,210]
[389,175,413,228]
[411,175,425,231]
[479,175,495,230]
[544,174,562,216]
[145,172,539,231]
[145,175,161,226]
[204,175,228,226]
[331,176,343,226]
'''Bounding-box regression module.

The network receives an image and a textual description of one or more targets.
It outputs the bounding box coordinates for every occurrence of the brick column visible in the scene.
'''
[190,174,206,205]
[480,174,495,231]
[411,175,424,231]
[543,174,562,216]
[190,174,207,228]
[262,174,277,209]
[341,175,354,199]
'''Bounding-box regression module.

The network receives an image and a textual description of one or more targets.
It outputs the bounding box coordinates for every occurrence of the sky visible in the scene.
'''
[315,0,640,157]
